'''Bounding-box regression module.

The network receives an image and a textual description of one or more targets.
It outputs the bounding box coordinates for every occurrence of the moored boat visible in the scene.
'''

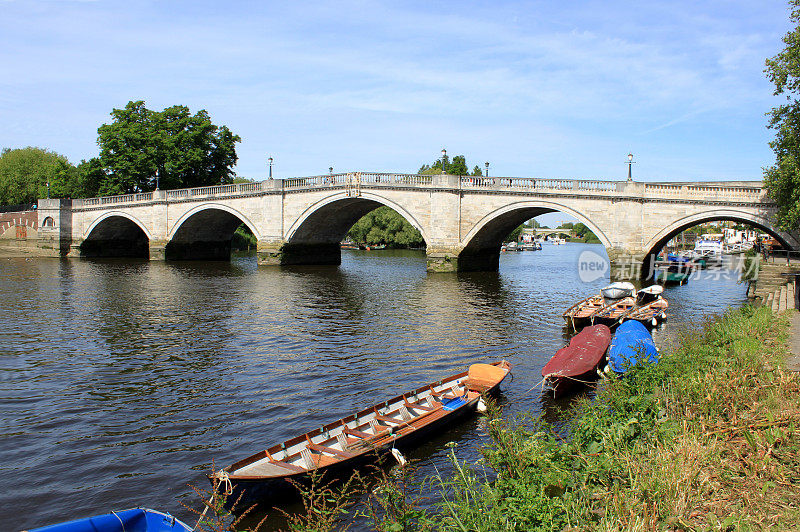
[542,324,611,397]
[601,281,635,300]
[625,297,669,328]
[635,284,664,304]
[607,321,658,375]
[589,296,636,327]
[563,293,606,330]
[212,361,511,508]
[654,261,691,285]
[28,508,192,532]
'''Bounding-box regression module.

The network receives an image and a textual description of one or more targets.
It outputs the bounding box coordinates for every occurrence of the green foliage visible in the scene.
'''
[418,153,481,176]
[231,225,257,251]
[95,100,241,195]
[764,0,800,230]
[0,147,79,204]
[346,206,424,248]
[571,222,601,243]
[506,224,525,242]
[358,305,796,530]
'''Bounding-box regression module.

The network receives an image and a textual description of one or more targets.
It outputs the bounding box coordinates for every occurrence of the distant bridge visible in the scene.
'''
[34,172,799,278]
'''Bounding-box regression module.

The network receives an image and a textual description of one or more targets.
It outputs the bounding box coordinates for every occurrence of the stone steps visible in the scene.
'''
[764,278,796,313]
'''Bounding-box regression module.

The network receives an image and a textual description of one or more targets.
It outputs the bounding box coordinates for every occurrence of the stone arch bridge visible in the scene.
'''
[36,172,799,279]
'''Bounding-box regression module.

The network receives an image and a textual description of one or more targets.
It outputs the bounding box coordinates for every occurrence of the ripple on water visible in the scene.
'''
[0,247,749,530]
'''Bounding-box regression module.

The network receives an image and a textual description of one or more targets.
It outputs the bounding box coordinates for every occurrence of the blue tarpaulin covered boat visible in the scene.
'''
[28,508,192,532]
[608,321,658,374]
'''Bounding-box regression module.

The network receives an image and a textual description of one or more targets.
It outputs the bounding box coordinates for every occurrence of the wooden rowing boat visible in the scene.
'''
[563,293,606,330]
[542,324,611,397]
[212,361,511,507]
[589,296,636,327]
[626,297,669,328]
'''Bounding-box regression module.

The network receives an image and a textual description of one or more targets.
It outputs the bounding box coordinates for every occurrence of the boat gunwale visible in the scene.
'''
[222,361,510,480]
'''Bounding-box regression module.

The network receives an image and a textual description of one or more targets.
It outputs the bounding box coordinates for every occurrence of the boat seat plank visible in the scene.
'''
[375,414,402,424]
[344,427,371,439]
[300,448,315,470]
[405,400,435,411]
[308,442,356,458]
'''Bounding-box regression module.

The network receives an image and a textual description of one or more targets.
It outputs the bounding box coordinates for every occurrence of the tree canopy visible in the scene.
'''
[418,154,484,176]
[346,206,424,248]
[92,101,241,195]
[764,0,800,230]
[0,102,242,206]
[0,147,82,205]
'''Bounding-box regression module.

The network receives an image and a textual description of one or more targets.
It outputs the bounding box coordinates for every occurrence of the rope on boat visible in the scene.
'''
[390,447,408,466]
[111,511,126,532]
[194,471,233,531]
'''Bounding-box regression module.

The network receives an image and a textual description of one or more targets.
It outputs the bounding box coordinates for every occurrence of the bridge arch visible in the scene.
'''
[286,192,428,243]
[81,211,152,258]
[166,203,262,261]
[280,192,429,266]
[458,200,611,271]
[641,208,800,279]
[644,209,800,256]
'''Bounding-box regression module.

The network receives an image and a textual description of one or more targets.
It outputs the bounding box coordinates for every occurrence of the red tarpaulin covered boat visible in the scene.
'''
[542,324,611,397]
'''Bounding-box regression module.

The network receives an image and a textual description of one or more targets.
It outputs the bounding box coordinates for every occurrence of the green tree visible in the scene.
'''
[764,0,800,230]
[0,147,78,205]
[346,206,424,248]
[572,222,601,243]
[74,158,105,198]
[95,101,240,195]
[507,224,525,242]
[418,152,483,176]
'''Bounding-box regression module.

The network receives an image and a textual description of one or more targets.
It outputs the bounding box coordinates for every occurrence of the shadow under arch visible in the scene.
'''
[641,209,800,279]
[281,193,429,266]
[458,200,611,272]
[80,212,151,258]
[166,204,260,261]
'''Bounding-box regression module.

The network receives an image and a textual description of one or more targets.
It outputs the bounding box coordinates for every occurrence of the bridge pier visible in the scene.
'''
[608,249,647,281]
[148,239,167,261]
[426,250,459,273]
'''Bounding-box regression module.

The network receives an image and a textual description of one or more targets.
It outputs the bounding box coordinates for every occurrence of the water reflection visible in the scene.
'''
[0,245,750,530]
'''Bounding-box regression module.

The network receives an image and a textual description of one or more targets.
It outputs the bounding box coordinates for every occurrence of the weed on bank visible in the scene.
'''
[359,305,800,531]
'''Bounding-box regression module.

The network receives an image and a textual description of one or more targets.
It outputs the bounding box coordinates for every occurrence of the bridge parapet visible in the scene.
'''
[66,174,772,210]
[643,182,766,202]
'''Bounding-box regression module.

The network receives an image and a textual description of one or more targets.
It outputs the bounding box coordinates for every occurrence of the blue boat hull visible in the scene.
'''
[29,508,192,532]
[608,321,658,374]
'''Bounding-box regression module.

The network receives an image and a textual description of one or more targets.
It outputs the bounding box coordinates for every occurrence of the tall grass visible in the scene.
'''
[364,306,800,531]
[281,305,799,530]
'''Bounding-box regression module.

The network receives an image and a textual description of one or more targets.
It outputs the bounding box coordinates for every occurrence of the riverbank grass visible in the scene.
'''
[360,305,800,531]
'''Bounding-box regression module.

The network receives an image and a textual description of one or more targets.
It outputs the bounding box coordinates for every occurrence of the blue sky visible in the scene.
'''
[0,0,791,188]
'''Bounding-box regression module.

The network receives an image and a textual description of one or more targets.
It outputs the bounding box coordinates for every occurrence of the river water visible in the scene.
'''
[1,244,750,530]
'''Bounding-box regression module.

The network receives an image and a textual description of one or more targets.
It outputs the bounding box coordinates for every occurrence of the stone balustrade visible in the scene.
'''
[66,174,772,210]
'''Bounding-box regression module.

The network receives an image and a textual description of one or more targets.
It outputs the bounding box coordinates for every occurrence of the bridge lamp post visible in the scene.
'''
[441,148,447,174]
[485,161,489,177]
[46,178,50,199]
[627,152,634,181]
[268,156,273,179]
[329,166,333,175]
